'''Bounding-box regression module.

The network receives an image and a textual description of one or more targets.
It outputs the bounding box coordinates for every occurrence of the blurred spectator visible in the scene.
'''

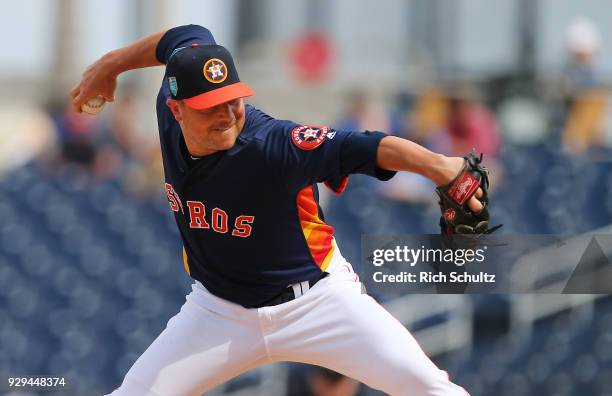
[560,16,610,155]
[446,85,501,159]
[408,87,452,151]
[336,91,391,133]
[563,16,604,93]
[53,103,100,169]
[287,365,363,396]
[387,92,416,139]
[562,89,609,155]
[307,368,361,396]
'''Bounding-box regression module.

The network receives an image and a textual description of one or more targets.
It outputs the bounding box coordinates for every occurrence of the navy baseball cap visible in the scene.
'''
[166,44,254,110]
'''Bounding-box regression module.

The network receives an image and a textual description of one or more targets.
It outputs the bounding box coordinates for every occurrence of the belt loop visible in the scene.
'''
[290,280,310,298]
[291,283,302,298]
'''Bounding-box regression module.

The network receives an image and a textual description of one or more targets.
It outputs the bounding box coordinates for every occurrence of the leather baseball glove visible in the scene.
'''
[436,151,501,236]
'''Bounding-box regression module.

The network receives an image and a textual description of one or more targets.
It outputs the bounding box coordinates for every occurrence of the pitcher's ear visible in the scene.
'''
[166,99,182,122]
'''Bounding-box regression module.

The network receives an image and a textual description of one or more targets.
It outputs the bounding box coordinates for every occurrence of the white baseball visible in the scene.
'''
[81,95,106,115]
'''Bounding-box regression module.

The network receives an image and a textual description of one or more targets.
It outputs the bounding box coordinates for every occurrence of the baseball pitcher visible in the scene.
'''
[71,25,494,396]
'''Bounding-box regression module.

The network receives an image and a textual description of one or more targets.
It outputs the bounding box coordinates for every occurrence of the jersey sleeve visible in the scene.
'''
[264,120,397,194]
[156,25,217,64]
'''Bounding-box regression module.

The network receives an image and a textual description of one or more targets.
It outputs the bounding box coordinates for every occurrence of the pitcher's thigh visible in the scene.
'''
[278,283,468,395]
[106,302,268,396]
[340,294,468,395]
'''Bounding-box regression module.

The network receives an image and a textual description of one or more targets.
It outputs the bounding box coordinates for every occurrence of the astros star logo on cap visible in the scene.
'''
[203,58,228,83]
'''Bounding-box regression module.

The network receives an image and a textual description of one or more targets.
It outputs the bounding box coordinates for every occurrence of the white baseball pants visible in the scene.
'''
[106,265,469,396]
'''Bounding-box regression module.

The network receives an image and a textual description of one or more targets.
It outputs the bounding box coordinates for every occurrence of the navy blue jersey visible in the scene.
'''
[156,25,396,307]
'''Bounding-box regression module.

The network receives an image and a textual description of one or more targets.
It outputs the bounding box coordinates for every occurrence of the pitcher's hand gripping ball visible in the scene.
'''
[81,95,106,115]
[436,151,501,235]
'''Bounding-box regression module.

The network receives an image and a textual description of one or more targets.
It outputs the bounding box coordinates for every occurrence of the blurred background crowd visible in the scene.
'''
[1,1,612,395]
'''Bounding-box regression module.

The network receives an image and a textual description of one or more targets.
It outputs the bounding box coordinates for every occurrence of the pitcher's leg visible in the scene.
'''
[106,285,269,396]
[269,274,468,396]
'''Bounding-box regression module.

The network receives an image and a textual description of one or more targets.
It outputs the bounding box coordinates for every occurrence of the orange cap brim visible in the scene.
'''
[183,82,254,110]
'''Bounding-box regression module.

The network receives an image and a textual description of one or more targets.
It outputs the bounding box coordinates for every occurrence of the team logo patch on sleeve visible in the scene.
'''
[291,125,329,150]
